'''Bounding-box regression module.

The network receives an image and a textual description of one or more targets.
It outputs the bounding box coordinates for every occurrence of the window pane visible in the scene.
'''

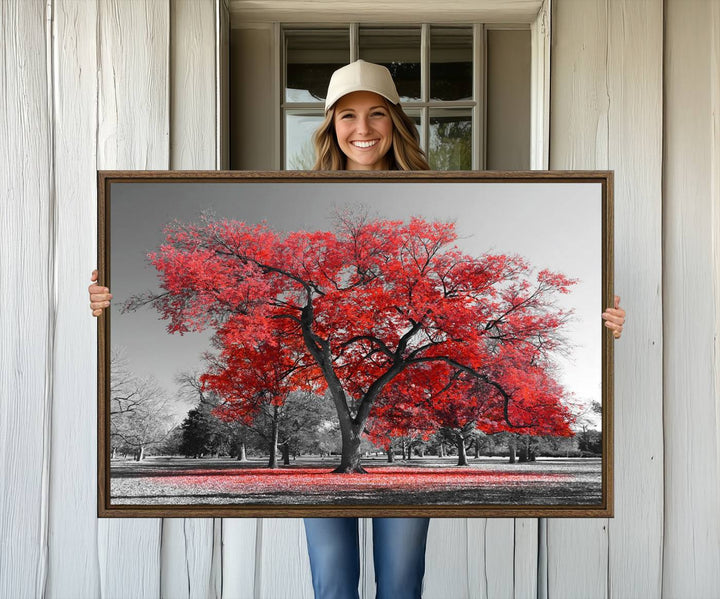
[429,109,472,170]
[285,112,324,169]
[402,109,423,149]
[430,27,473,101]
[359,27,421,102]
[286,30,349,103]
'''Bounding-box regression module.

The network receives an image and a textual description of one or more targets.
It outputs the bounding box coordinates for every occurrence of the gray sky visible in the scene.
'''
[110,180,603,426]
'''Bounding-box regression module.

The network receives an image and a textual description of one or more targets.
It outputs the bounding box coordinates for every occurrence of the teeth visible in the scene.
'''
[352,140,378,148]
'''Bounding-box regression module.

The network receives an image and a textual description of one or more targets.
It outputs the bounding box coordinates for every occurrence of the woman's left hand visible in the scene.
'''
[602,295,626,339]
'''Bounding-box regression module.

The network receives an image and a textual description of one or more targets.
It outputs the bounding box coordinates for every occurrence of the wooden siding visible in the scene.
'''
[95,0,169,595]
[47,2,100,597]
[550,2,664,598]
[0,1,53,597]
[663,1,720,596]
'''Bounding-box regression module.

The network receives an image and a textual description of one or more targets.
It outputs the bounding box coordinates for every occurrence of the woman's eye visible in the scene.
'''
[371,111,387,117]
[340,113,354,119]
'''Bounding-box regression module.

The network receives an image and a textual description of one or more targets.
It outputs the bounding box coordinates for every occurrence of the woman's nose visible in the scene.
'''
[355,116,371,134]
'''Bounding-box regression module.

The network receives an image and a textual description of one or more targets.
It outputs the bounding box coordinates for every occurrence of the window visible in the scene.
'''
[229,23,531,171]
[283,25,480,170]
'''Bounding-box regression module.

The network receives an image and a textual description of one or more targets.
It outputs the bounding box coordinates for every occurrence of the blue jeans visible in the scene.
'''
[303,517,430,599]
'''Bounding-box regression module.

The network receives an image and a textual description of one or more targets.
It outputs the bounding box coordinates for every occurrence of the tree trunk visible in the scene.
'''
[136,445,145,461]
[519,436,530,462]
[406,441,412,461]
[386,447,395,463]
[456,434,469,466]
[333,425,366,473]
[237,442,247,462]
[439,443,446,458]
[268,413,279,469]
[508,434,517,464]
[281,442,290,466]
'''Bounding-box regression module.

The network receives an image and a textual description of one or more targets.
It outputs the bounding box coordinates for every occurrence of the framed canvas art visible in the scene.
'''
[97,170,613,518]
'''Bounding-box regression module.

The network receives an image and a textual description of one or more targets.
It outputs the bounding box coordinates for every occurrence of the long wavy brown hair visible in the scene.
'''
[312,99,430,171]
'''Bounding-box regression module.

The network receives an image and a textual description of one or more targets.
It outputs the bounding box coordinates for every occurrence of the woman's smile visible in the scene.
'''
[350,139,379,149]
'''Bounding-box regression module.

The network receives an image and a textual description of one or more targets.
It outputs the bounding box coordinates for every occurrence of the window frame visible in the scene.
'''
[263,0,550,171]
[281,23,490,171]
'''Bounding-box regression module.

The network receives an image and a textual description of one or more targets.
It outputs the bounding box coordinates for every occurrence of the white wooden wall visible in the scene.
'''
[1,0,718,597]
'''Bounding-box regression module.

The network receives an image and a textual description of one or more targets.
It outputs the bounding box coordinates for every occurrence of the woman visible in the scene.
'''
[89,60,626,599]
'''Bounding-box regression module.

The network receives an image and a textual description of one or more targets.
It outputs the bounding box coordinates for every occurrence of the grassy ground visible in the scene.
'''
[110,456,602,506]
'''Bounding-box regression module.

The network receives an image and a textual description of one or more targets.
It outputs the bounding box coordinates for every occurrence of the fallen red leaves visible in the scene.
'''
[147,467,568,495]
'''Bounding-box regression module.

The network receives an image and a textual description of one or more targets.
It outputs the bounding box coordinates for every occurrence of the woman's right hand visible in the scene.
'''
[89,269,112,317]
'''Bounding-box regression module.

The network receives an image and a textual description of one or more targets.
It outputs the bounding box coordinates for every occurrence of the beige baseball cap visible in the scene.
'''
[324,60,400,112]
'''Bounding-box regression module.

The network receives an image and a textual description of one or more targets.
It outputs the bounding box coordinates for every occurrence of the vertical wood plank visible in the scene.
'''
[221,519,257,598]
[217,0,230,170]
[169,0,216,170]
[663,1,720,595]
[548,2,609,596]
[547,521,608,599]
[359,518,373,598]
[606,1,664,597]
[162,1,220,598]
[0,1,52,598]
[486,520,518,598]
[530,0,550,171]
[161,519,216,599]
[424,519,470,599]
[713,6,720,548]
[98,520,162,599]
[47,0,101,596]
[96,0,169,170]
[255,518,314,599]
[96,1,169,596]
[466,520,486,599]
[512,519,538,599]
[551,0,666,596]
[466,519,518,599]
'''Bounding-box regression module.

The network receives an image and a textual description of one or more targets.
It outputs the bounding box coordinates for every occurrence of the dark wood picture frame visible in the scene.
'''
[98,170,613,518]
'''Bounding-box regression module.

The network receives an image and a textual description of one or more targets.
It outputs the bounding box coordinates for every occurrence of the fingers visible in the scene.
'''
[602,309,624,324]
[602,297,625,340]
[602,319,623,339]
[89,269,112,317]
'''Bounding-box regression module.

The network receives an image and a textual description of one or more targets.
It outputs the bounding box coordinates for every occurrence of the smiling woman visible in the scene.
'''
[311,59,430,172]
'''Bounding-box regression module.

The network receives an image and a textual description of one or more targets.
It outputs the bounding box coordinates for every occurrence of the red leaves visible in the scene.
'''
[145,212,577,438]
[147,466,569,495]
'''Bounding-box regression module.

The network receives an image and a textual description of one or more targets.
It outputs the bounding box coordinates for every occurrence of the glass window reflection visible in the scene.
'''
[429,109,472,170]
[359,27,421,102]
[286,30,350,103]
[430,27,473,101]
[285,112,324,169]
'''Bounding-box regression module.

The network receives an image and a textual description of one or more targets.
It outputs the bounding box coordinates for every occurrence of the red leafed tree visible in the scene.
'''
[125,212,576,473]
[200,324,321,468]
[368,348,575,466]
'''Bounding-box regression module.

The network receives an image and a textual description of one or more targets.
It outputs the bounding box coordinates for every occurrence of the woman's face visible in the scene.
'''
[333,91,394,170]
